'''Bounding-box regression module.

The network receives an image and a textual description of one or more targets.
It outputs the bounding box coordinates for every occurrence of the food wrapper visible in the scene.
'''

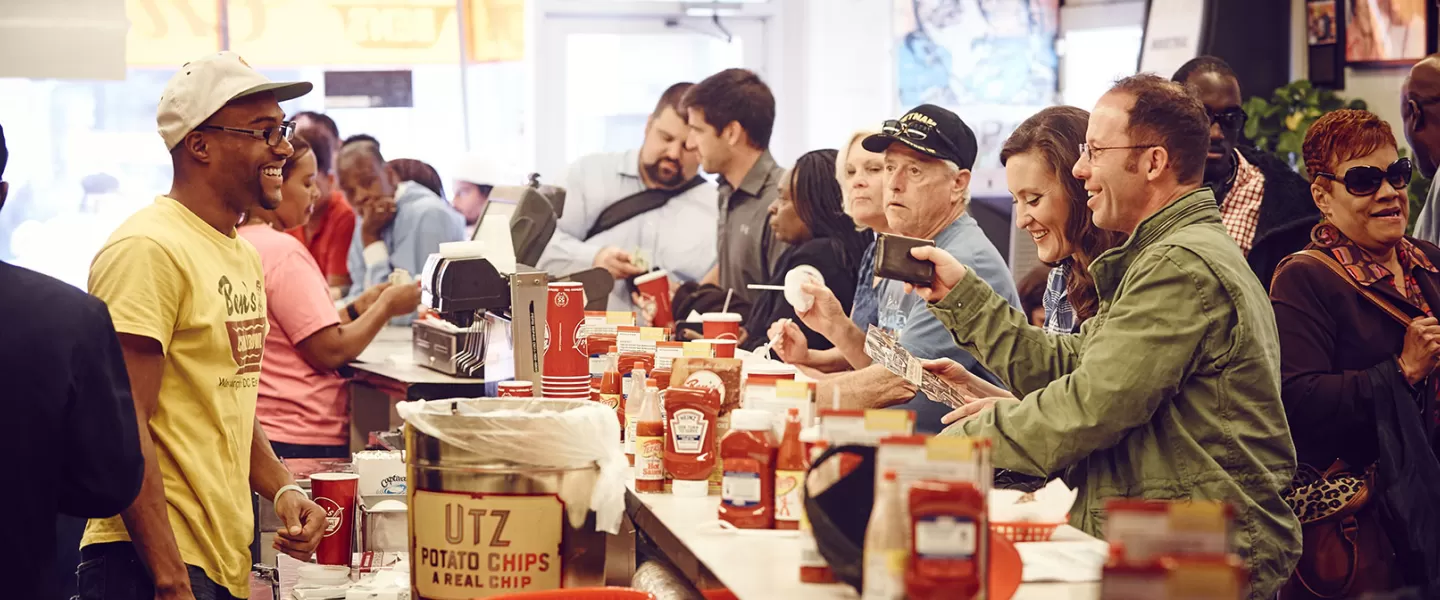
[989,478,1076,524]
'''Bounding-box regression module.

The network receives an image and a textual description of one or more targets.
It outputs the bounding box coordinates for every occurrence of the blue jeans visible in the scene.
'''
[76,542,239,600]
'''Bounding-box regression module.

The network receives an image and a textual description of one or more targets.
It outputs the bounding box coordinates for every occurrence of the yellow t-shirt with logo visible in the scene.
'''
[83,196,267,598]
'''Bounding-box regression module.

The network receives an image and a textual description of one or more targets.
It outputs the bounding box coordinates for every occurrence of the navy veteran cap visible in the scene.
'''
[862,104,979,170]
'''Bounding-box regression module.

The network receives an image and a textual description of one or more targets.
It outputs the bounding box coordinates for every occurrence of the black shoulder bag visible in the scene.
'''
[583,176,706,241]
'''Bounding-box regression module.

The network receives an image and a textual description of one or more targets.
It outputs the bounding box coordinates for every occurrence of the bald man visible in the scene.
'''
[1405,54,1440,245]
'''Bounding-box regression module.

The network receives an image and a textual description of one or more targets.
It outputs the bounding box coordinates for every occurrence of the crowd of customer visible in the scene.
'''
[11,46,1440,598]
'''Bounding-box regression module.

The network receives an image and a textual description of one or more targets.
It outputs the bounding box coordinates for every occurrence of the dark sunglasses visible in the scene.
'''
[1208,107,1247,130]
[882,118,963,162]
[1316,157,1412,196]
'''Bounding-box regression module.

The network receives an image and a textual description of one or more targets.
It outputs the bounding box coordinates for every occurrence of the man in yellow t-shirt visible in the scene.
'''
[80,52,327,600]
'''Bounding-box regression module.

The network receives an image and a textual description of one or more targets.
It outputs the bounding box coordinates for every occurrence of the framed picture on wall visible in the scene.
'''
[1346,0,1436,66]
[1308,0,1345,87]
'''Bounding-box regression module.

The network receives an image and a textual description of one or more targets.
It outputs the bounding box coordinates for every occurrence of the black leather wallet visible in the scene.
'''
[873,233,936,285]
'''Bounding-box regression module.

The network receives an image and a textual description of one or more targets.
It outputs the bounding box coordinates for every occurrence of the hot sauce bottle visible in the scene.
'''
[624,360,647,466]
[599,357,624,439]
[633,380,665,494]
[774,408,805,530]
[719,408,777,529]
[663,385,720,497]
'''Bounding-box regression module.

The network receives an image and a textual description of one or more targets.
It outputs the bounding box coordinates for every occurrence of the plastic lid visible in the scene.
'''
[701,312,743,322]
[647,378,658,386]
[787,408,799,417]
[634,361,645,369]
[608,345,618,353]
[731,408,773,432]
[671,479,710,497]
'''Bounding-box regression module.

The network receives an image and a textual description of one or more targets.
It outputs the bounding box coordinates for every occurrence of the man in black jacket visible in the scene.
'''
[0,123,144,598]
[1174,56,1319,290]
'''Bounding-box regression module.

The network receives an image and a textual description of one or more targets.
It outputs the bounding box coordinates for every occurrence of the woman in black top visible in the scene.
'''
[741,149,872,351]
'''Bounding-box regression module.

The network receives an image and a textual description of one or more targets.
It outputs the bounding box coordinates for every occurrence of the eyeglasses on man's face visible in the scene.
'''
[1078,142,1159,163]
[197,120,297,147]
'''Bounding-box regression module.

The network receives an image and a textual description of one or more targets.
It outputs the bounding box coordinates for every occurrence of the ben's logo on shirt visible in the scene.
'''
[218,276,266,374]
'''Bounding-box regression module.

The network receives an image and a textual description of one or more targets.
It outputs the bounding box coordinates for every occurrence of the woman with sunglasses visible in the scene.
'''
[238,134,421,458]
[1270,109,1440,596]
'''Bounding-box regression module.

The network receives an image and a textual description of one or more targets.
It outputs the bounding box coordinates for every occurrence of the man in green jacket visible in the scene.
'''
[910,74,1301,599]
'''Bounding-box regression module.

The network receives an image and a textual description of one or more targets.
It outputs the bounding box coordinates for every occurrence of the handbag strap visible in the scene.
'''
[1293,249,1412,327]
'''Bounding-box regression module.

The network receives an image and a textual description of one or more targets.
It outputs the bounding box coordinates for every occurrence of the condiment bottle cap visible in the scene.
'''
[634,361,645,369]
[608,345,618,353]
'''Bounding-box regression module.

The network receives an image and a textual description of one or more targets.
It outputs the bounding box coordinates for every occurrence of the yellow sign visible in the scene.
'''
[411,490,564,598]
[229,0,462,66]
[467,0,525,63]
[126,0,523,67]
[126,0,222,66]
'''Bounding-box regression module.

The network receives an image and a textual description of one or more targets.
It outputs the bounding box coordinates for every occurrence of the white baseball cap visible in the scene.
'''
[156,51,313,150]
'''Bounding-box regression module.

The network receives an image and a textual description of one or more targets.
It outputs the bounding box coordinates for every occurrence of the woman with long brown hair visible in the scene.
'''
[1002,106,1126,333]
[919,106,1127,417]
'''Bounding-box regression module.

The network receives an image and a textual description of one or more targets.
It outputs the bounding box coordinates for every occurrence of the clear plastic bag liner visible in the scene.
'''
[396,398,628,534]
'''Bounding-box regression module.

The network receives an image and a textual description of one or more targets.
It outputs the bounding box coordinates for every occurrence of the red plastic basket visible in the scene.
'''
[487,588,657,600]
[990,520,1062,542]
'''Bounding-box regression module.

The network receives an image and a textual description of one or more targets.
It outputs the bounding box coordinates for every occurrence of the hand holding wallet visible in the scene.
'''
[873,233,936,285]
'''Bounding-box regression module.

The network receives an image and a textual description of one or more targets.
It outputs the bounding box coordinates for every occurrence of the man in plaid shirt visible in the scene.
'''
[1174,57,1319,290]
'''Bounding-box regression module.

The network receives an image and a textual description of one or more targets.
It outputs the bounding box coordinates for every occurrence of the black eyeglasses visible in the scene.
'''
[882,119,962,162]
[1316,157,1412,196]
[197,121,297,147]
[1208,107,1247,131]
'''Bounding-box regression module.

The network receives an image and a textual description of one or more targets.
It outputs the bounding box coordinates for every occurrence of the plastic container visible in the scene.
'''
[398,398,627,597]
[719,408,777,529]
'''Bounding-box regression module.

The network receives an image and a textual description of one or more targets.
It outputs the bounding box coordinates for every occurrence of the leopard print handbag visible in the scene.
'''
[1280,460,1399,599]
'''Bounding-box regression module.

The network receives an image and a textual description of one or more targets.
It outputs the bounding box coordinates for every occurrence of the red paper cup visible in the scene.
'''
[634,270,673,328]
[310,472,359,566]
[497,381,534,397]
[699,338,737,359]
[702,312,743,341]
[545,283,588,378]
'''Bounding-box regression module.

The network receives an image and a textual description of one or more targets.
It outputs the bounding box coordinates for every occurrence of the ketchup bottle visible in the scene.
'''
[774,408,805,530]
[633,380,665,494]
[905,479,984,600]
[719,408,777,529]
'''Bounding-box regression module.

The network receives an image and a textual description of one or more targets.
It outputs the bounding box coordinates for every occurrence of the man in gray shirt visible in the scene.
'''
[683,68,788,304]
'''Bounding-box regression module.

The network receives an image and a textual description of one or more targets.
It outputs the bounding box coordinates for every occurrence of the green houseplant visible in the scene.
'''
[1243,80,1431,233]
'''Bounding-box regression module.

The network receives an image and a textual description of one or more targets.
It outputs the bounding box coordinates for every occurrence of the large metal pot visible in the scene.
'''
[402,398,624,599]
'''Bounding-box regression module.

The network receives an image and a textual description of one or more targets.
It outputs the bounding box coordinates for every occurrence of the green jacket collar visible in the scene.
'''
[1092,187,1220,293]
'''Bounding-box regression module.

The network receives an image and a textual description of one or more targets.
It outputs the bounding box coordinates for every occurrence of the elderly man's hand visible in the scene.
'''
[905,246,968,302]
